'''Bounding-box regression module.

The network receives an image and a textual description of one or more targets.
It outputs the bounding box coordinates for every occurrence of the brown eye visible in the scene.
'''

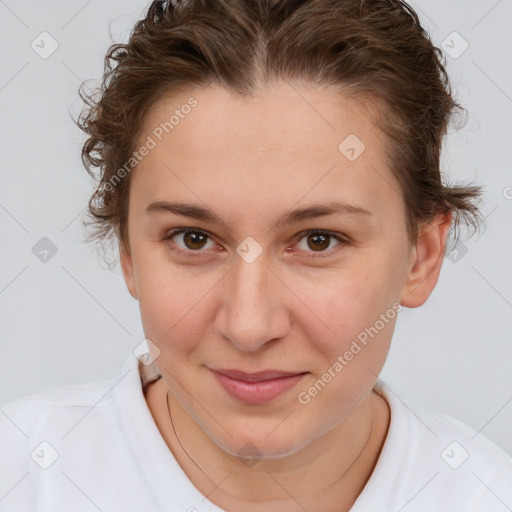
[164,229,216,254]
[182,231,209,250]
[306,232,331,251]
[295,229,347,256]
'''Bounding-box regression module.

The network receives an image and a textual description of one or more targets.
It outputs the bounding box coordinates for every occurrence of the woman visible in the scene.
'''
[1,0,511,510]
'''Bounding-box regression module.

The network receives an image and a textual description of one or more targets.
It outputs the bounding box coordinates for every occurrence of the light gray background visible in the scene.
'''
[1,0,511,456]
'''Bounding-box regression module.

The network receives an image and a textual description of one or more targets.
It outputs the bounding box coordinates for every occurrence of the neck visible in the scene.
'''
[164,387,388,508]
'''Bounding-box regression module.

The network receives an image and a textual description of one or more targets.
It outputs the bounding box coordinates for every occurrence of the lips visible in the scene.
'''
[211,369,304,382]
[209,368,307,405]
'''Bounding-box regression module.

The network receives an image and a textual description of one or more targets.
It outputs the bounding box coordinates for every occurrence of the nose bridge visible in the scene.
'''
[216,246,289,351]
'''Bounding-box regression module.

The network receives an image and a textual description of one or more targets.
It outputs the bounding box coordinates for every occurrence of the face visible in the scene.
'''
[121,82,449,459]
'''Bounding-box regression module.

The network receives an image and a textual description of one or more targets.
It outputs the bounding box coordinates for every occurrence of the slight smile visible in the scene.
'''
[209,368,309,405]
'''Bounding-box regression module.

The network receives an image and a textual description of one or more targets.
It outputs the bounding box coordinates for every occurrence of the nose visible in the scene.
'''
[214,248,291,352]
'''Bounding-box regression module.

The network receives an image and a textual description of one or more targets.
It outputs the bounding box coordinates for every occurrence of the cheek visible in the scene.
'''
[295,267,399,418]
[306,259,399,352]
[135,256,220,353]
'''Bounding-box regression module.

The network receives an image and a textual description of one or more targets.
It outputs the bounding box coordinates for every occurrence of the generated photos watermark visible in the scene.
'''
[104,97,198,193]
[298,302,402,405]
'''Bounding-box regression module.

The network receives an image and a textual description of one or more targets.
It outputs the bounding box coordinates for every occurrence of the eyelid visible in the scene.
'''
[294,228,349,242]
[162,227,349,258]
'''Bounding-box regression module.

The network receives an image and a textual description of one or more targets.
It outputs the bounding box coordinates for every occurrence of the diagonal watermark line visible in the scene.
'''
[471,0,503,30]
[472,395,512,440]
[265,472,310,511]
[0,0,29,28]
[60,265,132,334]
[163,163,236,237]
[163,268,234,339]
[0,62,29,92]
[471,265,512,309]
[0,472,29,504]
[265,266,336,335]
[167,384,231,499]
[61,0,93,30]
[285,164,337,213]
[61,369,132,439]
[472,60,512,104]
[164,370,234,438]
[484,204,499,220]
[60,206,86,233]
[397,472,439,511]
[471,470,512,511]
[0,203,29,233]
[368,163,402,199]
[200,471,233,502]
[475,204,499,244]
[162,162,238,233]
[408,0,439,29]
[0,266,28,296]
[61,60,83,82]
[265,408,296,438]
[61,471,104,511]
[0,409,29,438]
[283,78,337,130]
[163,163,208,206]
[368,369,440,439]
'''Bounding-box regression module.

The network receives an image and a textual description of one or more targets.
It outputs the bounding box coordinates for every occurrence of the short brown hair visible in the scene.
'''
[76,0,483,264]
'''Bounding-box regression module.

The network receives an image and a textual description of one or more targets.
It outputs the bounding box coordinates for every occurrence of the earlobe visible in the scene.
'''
[120,245,139,300]
[400,212,452,308]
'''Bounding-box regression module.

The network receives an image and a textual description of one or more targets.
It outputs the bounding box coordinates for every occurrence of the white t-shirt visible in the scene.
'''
[1,352,511,512]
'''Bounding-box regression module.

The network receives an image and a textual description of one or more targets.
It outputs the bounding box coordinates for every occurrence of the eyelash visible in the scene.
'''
[161,228,349,259]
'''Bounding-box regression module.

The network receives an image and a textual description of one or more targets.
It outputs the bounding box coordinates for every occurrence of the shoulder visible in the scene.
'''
[1,374,121,434]
[0,355,142,456]
[367,379,512,511]
[0,376,119,477]
[0,355,178,510]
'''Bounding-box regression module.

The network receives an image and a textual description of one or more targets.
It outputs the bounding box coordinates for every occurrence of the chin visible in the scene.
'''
[207,422,313,462]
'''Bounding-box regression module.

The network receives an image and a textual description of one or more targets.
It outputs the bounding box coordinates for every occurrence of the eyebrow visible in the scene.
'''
[144,200,372,230]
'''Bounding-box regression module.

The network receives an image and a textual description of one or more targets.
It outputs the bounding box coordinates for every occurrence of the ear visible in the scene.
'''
[400,211,452,308]
[120,244,139,300]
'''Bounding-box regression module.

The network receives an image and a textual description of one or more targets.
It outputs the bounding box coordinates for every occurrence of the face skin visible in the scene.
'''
[120,82,452,510]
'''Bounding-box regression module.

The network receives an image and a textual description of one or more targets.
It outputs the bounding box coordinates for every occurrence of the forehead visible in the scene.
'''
[131,82,403,228]
[139,82,384,159]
